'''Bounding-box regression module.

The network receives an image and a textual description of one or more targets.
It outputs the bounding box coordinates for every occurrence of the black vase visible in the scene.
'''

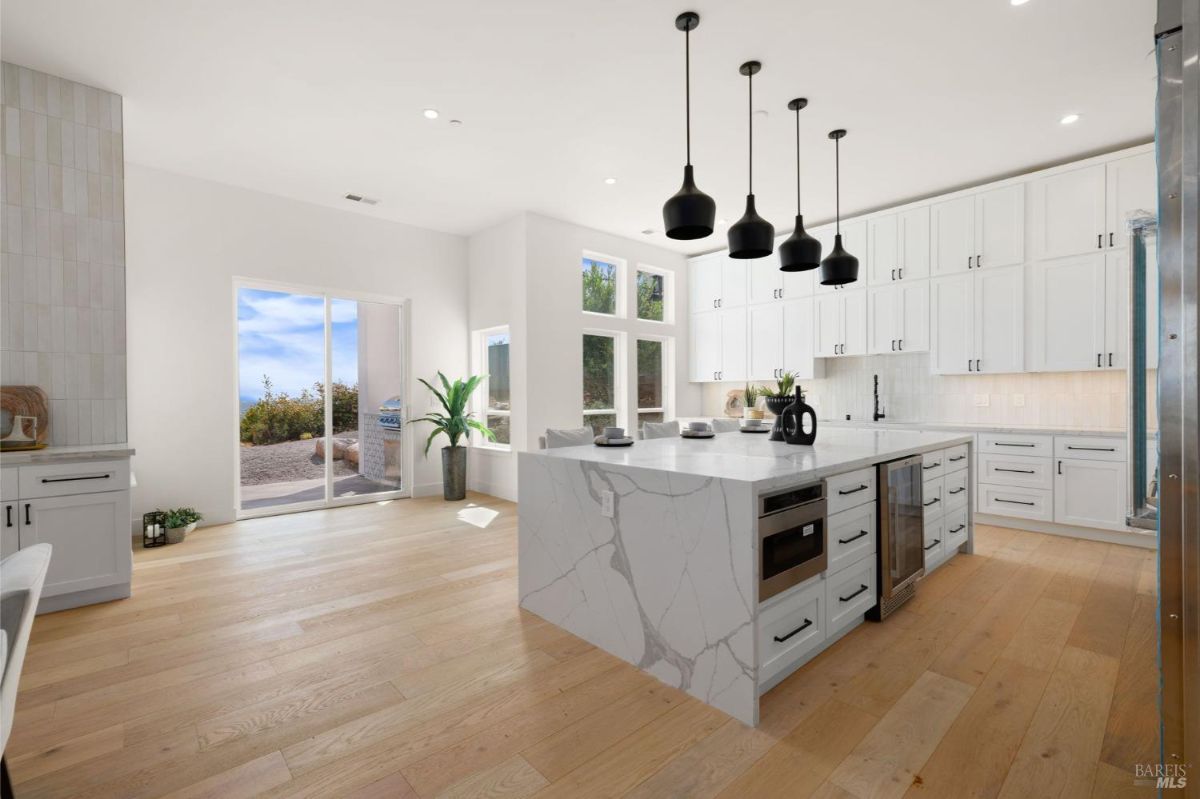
[781,388,818,446]
[764,395,792,441]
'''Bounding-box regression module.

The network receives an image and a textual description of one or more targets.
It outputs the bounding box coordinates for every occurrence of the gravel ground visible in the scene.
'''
[239,436,358,485]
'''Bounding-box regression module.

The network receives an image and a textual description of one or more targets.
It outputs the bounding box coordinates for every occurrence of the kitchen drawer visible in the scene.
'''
[944,444,969,473]
[944,469,969,512]
[944,506,969,552]
[923,517,945,567]
[759,578,826,684]
[825,554,876,636]
[978,432,1053,458]
[827,502,876,576]
[978,484,1053,522]
[922,476,944,524]
[1054,435,1127,462]
[920,449,946,480]
[826,467,876,516]
[18,460,130,500]
[1,467,16,502]
[977,452,1053,490]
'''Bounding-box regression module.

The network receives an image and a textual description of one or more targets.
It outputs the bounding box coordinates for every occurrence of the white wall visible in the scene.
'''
[125,163,468,524]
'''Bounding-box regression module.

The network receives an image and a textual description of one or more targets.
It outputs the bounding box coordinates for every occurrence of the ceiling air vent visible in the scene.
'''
[344,193,380,205]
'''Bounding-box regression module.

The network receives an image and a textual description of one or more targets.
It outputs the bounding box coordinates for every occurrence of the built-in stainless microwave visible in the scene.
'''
[758,482,827,602]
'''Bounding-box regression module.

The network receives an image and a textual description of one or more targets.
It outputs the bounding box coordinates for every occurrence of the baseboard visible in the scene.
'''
[412,482,444,498]
[38,582,131,614]
[975,513,1157,549]
[468,480,516,502]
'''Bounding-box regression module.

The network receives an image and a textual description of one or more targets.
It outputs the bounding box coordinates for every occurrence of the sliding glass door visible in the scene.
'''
[236,284,408,516]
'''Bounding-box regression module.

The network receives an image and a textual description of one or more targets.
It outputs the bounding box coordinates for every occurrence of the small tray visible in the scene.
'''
[680,430,715,439]
[740,426,771,434]
[0,441,47,451]
[594,437,635,447]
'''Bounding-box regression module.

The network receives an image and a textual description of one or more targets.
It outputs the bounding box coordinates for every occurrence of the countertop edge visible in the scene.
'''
[0,446,136,465]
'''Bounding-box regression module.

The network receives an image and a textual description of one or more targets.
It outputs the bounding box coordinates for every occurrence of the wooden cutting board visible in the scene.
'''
[1,385,49,444]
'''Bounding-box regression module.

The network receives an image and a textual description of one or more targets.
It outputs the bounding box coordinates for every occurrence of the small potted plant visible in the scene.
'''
[764,372,799,441]
[162,507,203,544]
[743,384,764,420]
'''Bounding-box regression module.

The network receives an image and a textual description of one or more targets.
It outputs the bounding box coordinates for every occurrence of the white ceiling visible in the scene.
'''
[1,0,1157,254]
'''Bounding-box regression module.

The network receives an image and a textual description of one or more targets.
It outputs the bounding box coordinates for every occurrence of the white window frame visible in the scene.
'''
[581,251,627,319]
[634,264,674,325]
[473,325,511,451]
[634,334,674,429]
[581,328,627,432]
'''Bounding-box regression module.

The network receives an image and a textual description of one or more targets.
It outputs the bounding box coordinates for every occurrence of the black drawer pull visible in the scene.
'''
[839,584,870,603]
[994,467,1036,474]
[948,487,965,495]
[923,539,941,551]
[995,498,1036,506]
[837,529,869,545]
[922,462,941,470]
[1066,445,1116,452]
[949,524,966,533]
[24,503,31,525]
[773,618,813,643]
[949,455,965,462]
[923,497,940,507]
[995,442,1036,448]
[838,484,870,496]
[40,474,111,484]
[5,505,11,528]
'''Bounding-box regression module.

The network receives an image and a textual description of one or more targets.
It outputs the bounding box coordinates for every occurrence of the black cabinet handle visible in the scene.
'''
[892,339,896,351]
[949,455,965,462]
[1109,232,1114,247]
[994,467,1036,474]
[892,269,896,281]
[995,442,1036,448]
[975,359,981,372]
[5,505,10,528]
[949,487,966,494]
[839,584,870,603]
[1067,445,1116,452]
[949,524,966,533]
[838,484,870,496]
[922,462,941,470]
[924,539,941,551]
[976,255,981,268]
[41,474,111,484]
[24,503,31,525]
[923,497,941,507]
[1097,233,1103,249]
[837,529,870,545]
[773,618,813,643]
[996,498,1036,506]
[1108,353,1113,367]
[968,360,974,372]
[967,255,972,269]
[899,268,904,280]
[1058,459,1063,475]
[899,339,904,351]
[1097,353,1102,368]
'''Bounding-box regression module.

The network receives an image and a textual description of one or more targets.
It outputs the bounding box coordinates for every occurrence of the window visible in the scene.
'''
[636,338,666,430]
[636,268,667,322]
[582,332,620,434]
[582,256,619,315]
[476,327,511,448]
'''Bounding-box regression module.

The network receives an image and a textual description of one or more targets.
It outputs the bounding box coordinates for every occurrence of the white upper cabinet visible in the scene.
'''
[1028,252,1126,372]
[781,266,815,300]
[749,303,784,380]
[814,293,842,358]
[899,280,930,353]
[748,252,783,305]
[782,297,821,380]
[931,195,975,276]
[1031,164,1107,260]
[1105,152,1157,251]
[974,264,1024,374]
[867,281,927,355]
[689,310,723,381]
[930,273,975,374]
[720,306,748,381]
[1105,251,1129,370]
[868,214,899,285]
[898,206,931,281]
[842,290,868,357]
[689,253,723,314]
[974,184,1024,269]
[721,256,747,309]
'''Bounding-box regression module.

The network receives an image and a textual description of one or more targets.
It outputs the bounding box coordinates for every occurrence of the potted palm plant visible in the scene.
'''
[410,372,495,501]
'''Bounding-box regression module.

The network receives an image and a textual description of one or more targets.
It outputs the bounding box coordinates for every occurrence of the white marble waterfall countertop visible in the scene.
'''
[536,428,971,488]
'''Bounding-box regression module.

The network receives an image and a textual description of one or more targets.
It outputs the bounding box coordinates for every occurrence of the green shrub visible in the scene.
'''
[161,507,203,529]
[240,375,359,445]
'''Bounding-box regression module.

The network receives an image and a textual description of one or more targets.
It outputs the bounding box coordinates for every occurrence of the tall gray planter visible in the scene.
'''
[442,445,467,501]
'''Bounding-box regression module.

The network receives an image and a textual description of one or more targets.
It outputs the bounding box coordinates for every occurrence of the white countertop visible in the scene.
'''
[531,427,970,487]
[815,419,1129,439]
[0,443,136,465]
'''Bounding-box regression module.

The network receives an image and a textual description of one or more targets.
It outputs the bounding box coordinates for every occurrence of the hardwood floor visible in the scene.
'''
[6,494,1159,798]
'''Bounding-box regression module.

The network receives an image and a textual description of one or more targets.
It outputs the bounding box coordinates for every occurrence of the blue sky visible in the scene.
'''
[238,288,359,402]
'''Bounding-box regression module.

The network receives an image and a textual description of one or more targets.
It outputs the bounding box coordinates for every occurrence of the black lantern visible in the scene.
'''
[819,129,859,285]
[142,511,167,548]
[662,12,716,240]
[728,61,774,259]
[779,98,822,272]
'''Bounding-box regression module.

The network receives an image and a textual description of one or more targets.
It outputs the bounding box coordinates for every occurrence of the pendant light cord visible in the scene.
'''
[834,135,841,234]
[685,27,691,166]
[794,108,801,213]
[747,71,753,194]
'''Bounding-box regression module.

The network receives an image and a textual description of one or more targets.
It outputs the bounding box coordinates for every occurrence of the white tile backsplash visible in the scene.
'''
[1,62,125,444]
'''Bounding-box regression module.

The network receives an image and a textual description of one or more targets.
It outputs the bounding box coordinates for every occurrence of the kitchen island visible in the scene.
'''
[518,427,973,726]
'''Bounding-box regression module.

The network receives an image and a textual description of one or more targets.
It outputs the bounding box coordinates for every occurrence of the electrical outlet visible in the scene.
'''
[600,490,614,518]
[1013,394,1026,407]
[973,394,990,407]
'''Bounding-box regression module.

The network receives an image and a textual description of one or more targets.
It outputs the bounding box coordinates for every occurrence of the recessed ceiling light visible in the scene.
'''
[449,119,462,126]
[1010,0,1031,5]
[605,177,617,185]
[1060,113,1080,125]
[423,108,439,119]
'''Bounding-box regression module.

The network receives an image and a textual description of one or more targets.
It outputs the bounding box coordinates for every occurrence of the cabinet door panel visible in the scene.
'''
[689,254,722,314]
[867,285,899,355]
[931,196,974,276]
[720,307,748,381]
[1029,254,1105,372]
[23,492,130,596]
[1104,252,1128,370]
[814,293,841,358]
[975,184,1024,268]
[899,206,930,280]
[842,290,867,357]
[842,220,868,275]
[899,280,930,353]
[1031,164,1106,260]
[690,312,723,381]
[1106,152,1156,251]
[930,274,974,374]
[974,265,1024,374]
[749,304,784,381]
[1054,458,1128,531]
[781,264,815,300]
[749,254,783,305]
[720,256,748,309]
[782,298,820,380]
[868,214,899,285]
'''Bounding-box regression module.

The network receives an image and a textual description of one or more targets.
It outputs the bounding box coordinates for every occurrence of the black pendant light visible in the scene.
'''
[779,98,822,272]
[819,128,859,285]
[662,11,715,240]
[727,61,774,259]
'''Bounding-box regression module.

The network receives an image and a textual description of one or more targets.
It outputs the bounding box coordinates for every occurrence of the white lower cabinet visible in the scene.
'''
[979,483,1054,522]
[944,507,970,551]
[825,554,877,636]
[758,578,826,685]
[1054,457,1129,531]
[923,517,945,567]
[827,502,876,575]
[21,492,129,596]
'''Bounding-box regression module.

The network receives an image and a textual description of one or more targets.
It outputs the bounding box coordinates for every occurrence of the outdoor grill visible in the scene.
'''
[378,396,403,430]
